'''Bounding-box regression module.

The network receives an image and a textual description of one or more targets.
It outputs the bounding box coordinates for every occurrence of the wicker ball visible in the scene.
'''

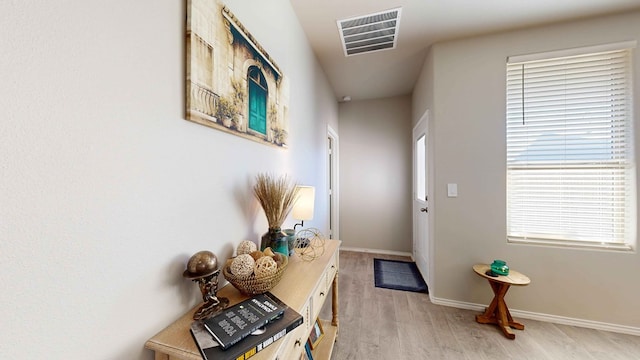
[250,250,265,261]
[272,253,284,267]
[263,247,275,257]
[230,254,255,278]
[254,256,278,279]
[237,240,257,256]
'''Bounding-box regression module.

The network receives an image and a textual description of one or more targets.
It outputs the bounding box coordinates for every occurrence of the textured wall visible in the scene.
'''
[0,0,336,358]
[339,96,413,253]
[412,10,640,328]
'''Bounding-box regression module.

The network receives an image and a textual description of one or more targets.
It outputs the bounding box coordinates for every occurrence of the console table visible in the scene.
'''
[146,239,341,360]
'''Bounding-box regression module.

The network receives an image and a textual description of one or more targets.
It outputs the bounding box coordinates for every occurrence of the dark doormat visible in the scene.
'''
[373,258,428,293]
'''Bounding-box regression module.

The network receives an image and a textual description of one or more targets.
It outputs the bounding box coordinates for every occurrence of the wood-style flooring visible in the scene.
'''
[319,250,640,360]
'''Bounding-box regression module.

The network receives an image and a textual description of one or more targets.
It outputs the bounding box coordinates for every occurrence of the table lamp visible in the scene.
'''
[293,185,315,229]
[283,186,315,255]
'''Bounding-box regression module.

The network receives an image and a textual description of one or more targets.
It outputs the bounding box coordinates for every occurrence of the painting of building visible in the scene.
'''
[186,0,290,147]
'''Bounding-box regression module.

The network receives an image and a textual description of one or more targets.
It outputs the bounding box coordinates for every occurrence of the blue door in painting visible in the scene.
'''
[248,67,267,135]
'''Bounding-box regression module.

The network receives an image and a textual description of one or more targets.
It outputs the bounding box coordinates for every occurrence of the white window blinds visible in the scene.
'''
[506,44,635,248]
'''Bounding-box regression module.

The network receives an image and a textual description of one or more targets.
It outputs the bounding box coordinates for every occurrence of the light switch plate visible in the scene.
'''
[447,183,458,197]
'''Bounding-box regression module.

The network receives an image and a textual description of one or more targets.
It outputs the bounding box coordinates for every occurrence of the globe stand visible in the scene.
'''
[189,269,229,320]
[183,250,229,321]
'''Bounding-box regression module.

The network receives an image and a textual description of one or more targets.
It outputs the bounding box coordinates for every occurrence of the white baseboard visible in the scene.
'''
[430,296,640,336]
[340,246,413,258]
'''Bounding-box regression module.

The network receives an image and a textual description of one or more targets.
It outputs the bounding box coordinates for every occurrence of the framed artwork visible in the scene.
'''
[301,341,314,360]
[307,318,325,350]
[186,0,290,148]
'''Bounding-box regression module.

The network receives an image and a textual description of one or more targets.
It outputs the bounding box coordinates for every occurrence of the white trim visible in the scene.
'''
[412,117,425,263]
[430,296,484,312]
[507,40,637,64]
[430,296,640,336]
[508,237,635,252]
[327,125,340,240]
[340,246,412,258]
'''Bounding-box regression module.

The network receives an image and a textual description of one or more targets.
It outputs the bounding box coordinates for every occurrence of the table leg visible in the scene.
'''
[495,284,515,339]
[475,281,502,324]
[331,271,339,329]
[154,352,169,360]
[505,304,525,330]
[475,280,524,339]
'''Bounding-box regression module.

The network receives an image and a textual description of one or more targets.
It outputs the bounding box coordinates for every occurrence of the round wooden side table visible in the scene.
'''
[473,264,530,339]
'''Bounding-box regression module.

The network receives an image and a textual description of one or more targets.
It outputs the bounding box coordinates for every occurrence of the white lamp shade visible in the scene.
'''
[292,186,315,221]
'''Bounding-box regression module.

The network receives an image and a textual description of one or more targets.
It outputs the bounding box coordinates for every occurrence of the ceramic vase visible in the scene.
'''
[261,227,288,255]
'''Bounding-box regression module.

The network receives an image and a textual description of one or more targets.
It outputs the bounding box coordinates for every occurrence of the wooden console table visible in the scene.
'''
[146,240,341,360]
[473,264,530,339]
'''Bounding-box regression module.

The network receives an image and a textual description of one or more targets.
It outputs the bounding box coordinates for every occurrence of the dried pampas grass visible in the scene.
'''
[253,173,299,229]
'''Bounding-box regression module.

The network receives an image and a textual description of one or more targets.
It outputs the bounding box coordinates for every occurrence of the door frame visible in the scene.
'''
[327,125,340,240]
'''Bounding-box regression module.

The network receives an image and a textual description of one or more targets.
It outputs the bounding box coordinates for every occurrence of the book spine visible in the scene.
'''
[204,324,226,348]
[189,329,211,360]
[239,316,304,360]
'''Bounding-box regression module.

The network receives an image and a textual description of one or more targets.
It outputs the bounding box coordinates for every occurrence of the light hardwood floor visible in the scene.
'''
[319,250,640,360]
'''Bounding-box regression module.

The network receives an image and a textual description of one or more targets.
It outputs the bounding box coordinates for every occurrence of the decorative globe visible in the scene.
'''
[183,250,218,279]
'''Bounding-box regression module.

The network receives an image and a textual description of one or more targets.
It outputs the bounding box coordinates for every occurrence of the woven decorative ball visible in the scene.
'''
[249,250,265,261]
[229,254,255,278]
[237,240,257,256]
[223,255,288,295]
[272,253,285,267]
[254,256,278,280]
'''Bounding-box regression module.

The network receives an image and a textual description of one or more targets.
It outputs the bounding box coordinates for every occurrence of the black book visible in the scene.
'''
[202,292,287,350]
[191,305,303,360]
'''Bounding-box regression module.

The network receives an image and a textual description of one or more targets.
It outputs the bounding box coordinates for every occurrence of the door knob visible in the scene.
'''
[420,207,428,213]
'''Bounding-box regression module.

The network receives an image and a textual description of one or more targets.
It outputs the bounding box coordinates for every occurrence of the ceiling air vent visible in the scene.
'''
[337,7,402,57]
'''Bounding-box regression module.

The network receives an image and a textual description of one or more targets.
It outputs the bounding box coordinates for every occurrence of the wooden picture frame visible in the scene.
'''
[307,318,325,350]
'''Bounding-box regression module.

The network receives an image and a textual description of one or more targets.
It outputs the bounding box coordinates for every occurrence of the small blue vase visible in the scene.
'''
[284,229,296,256]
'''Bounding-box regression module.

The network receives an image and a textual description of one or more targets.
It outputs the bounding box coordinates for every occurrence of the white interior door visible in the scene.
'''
[412,112,430,286]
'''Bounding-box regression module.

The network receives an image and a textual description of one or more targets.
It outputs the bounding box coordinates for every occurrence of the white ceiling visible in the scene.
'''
[289,0,640,101]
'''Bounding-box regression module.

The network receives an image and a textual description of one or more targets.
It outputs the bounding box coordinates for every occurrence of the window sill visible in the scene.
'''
[507,237,635,253]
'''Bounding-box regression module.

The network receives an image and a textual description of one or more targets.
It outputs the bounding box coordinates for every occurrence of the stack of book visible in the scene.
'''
[190,292,303,360]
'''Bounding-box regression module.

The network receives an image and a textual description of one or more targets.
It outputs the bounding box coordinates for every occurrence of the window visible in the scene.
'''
[416,134,426,202]
[506,42,636,250]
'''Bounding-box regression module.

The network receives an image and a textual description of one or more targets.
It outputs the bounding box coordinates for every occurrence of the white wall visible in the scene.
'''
[413,10,640,328]
[339,96,413,253]
[0,0,337,358]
